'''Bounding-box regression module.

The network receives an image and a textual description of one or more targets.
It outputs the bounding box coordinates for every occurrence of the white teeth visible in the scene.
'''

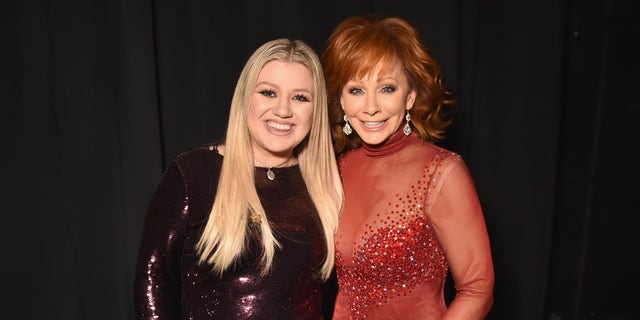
[267,121,292,131]
[363,121,385,128]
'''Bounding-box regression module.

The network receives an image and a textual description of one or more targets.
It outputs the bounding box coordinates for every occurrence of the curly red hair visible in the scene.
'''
[322,15,456,153]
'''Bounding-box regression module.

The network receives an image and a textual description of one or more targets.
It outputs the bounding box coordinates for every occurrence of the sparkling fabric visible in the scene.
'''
[134,146,326,319]
[332,131,494,319]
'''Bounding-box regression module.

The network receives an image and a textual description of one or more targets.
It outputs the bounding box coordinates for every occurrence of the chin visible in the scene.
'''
[360,136,388,146]
[268,141,300,154]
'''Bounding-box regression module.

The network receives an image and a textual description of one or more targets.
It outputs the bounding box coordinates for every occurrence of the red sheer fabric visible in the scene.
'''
[333,132,493,319]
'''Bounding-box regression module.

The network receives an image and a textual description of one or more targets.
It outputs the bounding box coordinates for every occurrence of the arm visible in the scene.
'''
[133,160,188,319]
[429,159,494,319]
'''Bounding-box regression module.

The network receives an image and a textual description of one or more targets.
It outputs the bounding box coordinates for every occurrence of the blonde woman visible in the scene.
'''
[134,39,343,319]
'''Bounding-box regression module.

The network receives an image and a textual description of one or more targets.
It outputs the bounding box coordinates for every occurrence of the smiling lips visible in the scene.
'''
[362,120,386,129]
[267,120,293,132]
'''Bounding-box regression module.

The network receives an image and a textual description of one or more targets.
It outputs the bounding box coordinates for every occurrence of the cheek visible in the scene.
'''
[249,95,272,115]
[381,96,408,113]
[298,107,313,125]
[340,95,358,113]
[247,105,258,119]
[296,106,314,127]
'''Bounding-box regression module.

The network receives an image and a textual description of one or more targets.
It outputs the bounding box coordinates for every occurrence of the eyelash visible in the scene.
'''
[293,94,310,102]
[348,87,364,95]
[380,85,396,93]
[259,89,276,97]
[347,85,396,95]
[259,90,310,102]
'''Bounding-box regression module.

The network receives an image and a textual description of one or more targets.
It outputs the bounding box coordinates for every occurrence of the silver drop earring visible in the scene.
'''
[403,111,412,136]
[343,114,353,135]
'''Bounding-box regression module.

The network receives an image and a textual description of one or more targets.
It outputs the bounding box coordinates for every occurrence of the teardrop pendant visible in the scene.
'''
[255,155,293,181]
[266,168,276,180]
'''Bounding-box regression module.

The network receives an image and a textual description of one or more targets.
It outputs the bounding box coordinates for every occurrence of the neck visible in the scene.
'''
[254,154,294,168]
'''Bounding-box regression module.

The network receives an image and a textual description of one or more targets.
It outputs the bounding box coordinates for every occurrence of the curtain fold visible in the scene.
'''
[4,0,576,319]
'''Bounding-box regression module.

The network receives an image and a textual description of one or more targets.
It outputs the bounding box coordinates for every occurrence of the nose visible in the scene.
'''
[363,93,380,116]
[272,97,293,118]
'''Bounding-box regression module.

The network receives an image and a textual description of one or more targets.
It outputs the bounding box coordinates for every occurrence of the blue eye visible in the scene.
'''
[380,85,396,93]
[348,87,364,95]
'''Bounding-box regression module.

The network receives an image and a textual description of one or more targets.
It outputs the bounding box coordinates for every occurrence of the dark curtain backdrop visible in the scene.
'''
[3,0,638,319]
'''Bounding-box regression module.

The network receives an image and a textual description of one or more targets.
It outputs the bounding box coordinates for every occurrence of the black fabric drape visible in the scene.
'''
[5,0,637,319]
[3,1,162,318]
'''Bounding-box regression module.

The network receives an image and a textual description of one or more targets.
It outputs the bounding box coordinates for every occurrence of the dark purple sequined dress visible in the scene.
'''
[134,146,326,319]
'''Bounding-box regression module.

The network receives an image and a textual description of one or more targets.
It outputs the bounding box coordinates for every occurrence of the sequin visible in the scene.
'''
[336,212,447,318]
[134,147,326,319]
[336,133,457,319]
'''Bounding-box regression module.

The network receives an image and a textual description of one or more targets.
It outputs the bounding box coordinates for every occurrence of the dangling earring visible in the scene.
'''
[403,111,412,136]
[343,114,353,135]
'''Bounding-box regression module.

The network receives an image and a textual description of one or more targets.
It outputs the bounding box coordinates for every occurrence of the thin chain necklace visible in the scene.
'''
[254,155,293,181]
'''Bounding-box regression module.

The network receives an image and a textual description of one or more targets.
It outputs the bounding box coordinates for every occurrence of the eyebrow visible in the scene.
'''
[255,81,279,88]
[256,81,313,94]
[347,75,397,84]
[377,75,396,82]
[293,88,313,95]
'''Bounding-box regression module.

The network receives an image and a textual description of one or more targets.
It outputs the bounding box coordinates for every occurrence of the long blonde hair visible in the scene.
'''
[196,39,343,279]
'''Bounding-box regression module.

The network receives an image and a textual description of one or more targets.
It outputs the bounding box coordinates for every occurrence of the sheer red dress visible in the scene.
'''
[332,131,494,319]
[133,146,327,319]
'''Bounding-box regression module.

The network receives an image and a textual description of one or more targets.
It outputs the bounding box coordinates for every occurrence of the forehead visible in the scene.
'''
[353,58,407,82]
[258,60,313,85]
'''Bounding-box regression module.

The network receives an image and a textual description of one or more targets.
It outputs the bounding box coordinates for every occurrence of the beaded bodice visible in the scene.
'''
[334,132,460,319]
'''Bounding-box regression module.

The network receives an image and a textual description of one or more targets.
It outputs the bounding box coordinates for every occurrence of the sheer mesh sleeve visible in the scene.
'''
[427,157,495,319]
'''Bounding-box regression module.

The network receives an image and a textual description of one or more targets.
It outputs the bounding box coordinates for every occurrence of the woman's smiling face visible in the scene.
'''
[340,59,415,145]
[247,60,314,164]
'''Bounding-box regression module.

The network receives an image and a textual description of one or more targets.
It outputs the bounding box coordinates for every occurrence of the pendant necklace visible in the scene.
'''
[255,155,293,181]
